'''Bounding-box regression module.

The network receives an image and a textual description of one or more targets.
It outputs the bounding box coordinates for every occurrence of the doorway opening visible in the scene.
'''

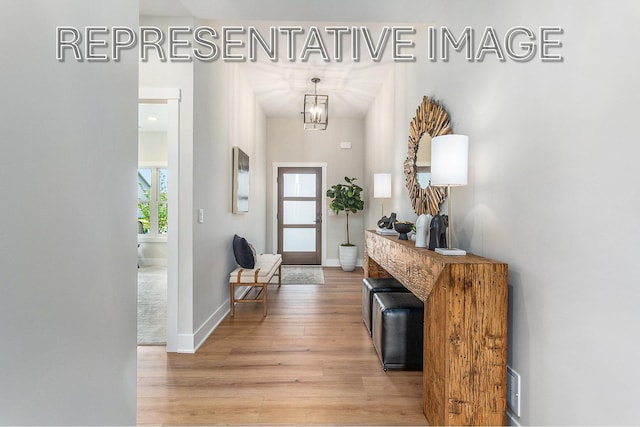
[137,103,168,345]
[139,88,180,352]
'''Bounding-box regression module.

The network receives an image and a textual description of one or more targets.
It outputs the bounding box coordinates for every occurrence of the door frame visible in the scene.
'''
[139,87,180,353]
[272,162,327,266]
[277,166,322,265]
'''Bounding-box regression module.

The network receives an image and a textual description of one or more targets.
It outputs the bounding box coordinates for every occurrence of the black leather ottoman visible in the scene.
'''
[362,277,410,336]
[372,292,424,371]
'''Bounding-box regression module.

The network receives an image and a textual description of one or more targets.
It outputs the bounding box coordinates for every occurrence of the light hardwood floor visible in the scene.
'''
[137,267,427,426]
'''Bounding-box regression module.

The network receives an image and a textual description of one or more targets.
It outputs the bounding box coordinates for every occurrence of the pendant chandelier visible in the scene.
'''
[303,77,329,130]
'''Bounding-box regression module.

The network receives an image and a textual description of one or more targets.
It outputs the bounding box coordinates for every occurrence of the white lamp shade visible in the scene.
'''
[430,134,469,186]
[373,173,392,198]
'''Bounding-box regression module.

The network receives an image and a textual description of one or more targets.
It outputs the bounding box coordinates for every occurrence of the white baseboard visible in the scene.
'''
[176,286,251,353]
[325,258,340,267]
[325,258,364,268]
[507,411,522,426]
[193,303,228,352]
[176,304,229,353]
[176,333,196,354]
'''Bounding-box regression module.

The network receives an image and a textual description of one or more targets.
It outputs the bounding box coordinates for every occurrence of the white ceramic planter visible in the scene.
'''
[339,245,358,272]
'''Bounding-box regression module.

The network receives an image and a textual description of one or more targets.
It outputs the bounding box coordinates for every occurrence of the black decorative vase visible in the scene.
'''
[394,222,413,240]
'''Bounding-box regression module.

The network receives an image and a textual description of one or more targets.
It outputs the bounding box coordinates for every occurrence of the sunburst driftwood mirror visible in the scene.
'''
[404,96,452,215]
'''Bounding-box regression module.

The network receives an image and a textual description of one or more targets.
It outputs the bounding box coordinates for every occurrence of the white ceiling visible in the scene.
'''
[138,0,432,119]
[139,103,168,132]
[238,41,394,118]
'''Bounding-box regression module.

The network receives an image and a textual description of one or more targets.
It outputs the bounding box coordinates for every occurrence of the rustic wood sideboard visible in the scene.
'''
[364,230,509,426]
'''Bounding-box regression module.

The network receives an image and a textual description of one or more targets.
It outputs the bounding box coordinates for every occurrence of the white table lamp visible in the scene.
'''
[373,173,392,217]
[431,134,468,255]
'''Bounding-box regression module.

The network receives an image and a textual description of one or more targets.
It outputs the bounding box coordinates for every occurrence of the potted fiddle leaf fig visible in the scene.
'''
[326,176,365,271]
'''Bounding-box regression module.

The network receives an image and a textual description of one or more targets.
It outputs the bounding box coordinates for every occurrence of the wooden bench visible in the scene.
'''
[229,253,282,316]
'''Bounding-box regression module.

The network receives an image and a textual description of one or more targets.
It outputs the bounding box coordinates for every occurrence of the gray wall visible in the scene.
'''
[266,117,366,265]
[192,35,268,340]
[0,1,138,424]
[365,1,640,425]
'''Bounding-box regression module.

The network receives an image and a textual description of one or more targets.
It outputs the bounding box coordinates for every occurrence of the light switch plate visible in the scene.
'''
[198,209,204,224]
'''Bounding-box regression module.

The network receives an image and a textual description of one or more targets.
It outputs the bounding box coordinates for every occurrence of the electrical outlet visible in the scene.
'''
[506,366,521,417]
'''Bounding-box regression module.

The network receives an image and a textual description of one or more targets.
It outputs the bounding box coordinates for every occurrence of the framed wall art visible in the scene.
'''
[232,146,249,213]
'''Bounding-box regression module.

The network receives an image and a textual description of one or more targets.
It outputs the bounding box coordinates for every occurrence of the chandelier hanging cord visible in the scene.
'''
[311,77,320,123]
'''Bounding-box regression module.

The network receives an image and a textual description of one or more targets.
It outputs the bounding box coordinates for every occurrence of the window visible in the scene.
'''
[138,167,168,235]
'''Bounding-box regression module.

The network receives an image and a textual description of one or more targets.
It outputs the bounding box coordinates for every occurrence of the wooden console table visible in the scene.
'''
[364,230,508,426]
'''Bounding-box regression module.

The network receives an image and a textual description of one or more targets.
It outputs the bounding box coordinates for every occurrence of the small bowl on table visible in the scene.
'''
[393,222,413,240]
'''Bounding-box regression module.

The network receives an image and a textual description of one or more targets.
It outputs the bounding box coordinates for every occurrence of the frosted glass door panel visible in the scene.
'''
[283,201,316,225]
[283,229,316,252]
[278,166,322,264]
[283,174,316,197]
